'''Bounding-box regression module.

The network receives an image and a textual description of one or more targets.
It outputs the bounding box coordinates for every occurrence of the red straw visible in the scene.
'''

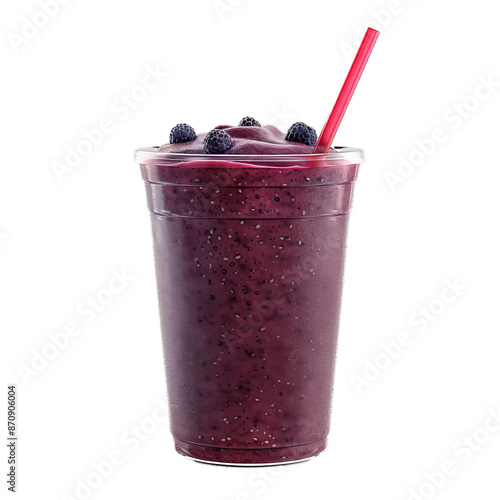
[314,27,380,154]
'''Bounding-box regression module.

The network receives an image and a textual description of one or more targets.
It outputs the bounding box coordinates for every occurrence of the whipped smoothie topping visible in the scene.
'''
[159,118,319,155]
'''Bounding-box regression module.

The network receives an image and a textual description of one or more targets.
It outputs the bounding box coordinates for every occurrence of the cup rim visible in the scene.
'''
[134,146,365,165]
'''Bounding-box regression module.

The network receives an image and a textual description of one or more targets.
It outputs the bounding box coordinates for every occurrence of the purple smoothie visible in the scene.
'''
[137,125,363,464]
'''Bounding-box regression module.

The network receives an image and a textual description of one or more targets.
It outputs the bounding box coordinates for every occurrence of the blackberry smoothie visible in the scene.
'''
[136,121,364,464]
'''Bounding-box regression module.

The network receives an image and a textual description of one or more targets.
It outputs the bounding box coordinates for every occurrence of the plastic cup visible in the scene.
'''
[135,148,365,465]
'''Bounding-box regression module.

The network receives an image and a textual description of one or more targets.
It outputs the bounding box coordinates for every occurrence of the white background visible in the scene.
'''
[2,0,500,499]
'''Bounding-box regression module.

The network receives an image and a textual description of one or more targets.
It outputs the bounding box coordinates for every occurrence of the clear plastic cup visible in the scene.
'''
[135,148,365,465]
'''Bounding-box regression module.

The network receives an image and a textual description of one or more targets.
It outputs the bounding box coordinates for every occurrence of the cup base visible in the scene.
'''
[174,438,327,466]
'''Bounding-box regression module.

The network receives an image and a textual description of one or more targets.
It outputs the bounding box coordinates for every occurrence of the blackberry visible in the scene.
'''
[204,129,233,154]
[238,116,261,127]
[169,123,197,144]
[285,122,318,147]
